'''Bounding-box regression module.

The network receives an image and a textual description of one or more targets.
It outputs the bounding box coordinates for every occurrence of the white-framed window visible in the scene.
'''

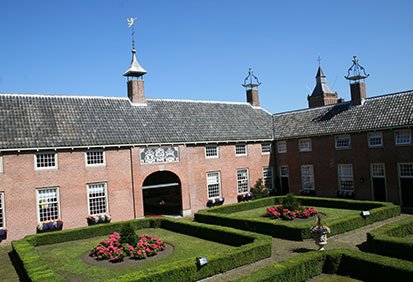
[395,129,411,145]
[205,144,219,158]
[37,188,60,223]
[0,155,3,173]
[263,166,273,189]
[368,132,383,148]
[207,171,221,198]
[0,192,5,229]
[235,144,247,156]
[335,135,351,149]
[299,139,312,152]
[261,143,271,154]
[35,152,57,169]
[277,141,287,153]
[279,165,288,177]
[237,169,249,193]
[399,163,413,178]
[337,164,354,192]
[371,163,385,178]
[85,150,105,166]
[87,183,108,215]
[300,165,315,190]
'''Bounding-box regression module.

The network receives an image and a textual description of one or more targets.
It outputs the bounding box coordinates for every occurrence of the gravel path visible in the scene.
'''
[202,214,412,282]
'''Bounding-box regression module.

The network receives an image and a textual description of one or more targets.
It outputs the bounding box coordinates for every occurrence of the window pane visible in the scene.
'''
[338,164,354,192]
[299,139,312,152]
[87,151,104,165]
[368,133,383,147]
[237,169,249,193]
[301,165,314,190]
[280,166,288,177]
[335,135,351,149]
[371,163,385,177]
[263,167,273,189]
[235,144,247,155]
[88,183,107,215]
[261,143,271,154]
[36,153,56,168]
[400,164,413,177]
[37,188,59,222]
[277,141,287,153]
[207,172,220,198]
[205,145,218,157]
[395,130,411,145]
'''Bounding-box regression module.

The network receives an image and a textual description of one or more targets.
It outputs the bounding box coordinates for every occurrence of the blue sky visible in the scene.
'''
[1,0,412,113]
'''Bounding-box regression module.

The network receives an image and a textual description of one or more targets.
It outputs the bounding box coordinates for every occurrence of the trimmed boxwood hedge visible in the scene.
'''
[235,249,413,282]
[194,196,401,241]
[366,216,413,261]
[12,218,272,282]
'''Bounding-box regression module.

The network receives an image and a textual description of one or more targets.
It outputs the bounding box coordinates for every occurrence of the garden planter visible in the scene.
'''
[86,214,111,226]
[207,197,225,208]
[0,229,7,240]
[37,220,63,233]
[237,192,253,202]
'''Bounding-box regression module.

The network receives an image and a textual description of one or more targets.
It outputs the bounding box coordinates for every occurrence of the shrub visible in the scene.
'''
[281,193,301,211]
[366,216,413,261]
[250,178,269,199]
[120,223,139,246]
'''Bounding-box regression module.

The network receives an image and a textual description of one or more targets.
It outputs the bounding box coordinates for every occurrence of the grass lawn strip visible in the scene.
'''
[36,228,235,281]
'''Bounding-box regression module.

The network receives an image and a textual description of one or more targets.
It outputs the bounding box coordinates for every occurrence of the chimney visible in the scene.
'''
[127,80,145,104]
[246,89,260,107]
[350,82,366,105]
[242,68,261,107]
[345,56,369,106]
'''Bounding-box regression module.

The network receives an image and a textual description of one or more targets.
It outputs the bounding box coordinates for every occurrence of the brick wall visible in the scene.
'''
[0,143,272,241]
[275,129,413,204]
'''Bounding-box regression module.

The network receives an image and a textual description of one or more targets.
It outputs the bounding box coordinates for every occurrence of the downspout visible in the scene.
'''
[130,147,137,219]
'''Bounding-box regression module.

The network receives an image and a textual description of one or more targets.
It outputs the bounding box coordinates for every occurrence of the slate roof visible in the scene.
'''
[273,90,413,139]
[0,94,273,150]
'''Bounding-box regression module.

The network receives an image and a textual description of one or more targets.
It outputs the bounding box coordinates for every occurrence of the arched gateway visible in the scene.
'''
[142,171,182,216]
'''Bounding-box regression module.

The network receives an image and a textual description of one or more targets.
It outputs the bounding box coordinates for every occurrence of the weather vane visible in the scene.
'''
[127,17,137,49]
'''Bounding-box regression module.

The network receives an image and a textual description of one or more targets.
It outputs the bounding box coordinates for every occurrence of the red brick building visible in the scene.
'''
[0,43,273,240]
[273,58,413,209]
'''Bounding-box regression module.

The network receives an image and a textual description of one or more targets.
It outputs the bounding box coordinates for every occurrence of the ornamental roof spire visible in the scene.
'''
[123,17,147,79]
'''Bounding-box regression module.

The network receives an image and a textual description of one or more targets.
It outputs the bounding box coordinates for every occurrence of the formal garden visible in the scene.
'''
[6,194,413,281]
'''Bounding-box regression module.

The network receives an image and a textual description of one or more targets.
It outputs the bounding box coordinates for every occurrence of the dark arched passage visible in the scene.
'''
[142,171,182,216]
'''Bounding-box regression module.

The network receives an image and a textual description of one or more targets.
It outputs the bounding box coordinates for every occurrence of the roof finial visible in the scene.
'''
[123,17,147,79]
[242,68,262,90]
[345,55,369,83]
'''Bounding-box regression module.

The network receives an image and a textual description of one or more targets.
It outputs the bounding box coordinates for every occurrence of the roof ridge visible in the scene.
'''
[0,93,129,101]
[365,89,413,101]
[147,98,253,106]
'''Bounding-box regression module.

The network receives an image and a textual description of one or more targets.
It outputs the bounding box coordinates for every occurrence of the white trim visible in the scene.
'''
[277,141,287,153]
[261,143,271,155]
[236,168,249,194]
[368,132,383,148]
[0,192,5,229]
[205,144,219,159]
[34,152,58,170]
[206,171,221,199]
[36,187,60,223]
[235,143,248,156]
[0,155,3,173]
[142,183,179,190]
[298,138,312,152]
[335,135,351,150]
[300,164,315,190]
[87,182,109,216]
[337,164,354,192]
[85,149,106,167]
[263,166,274,190]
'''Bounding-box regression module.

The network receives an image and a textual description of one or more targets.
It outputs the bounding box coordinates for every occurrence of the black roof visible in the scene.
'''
[273,90,413,139]
[0,94,273,150]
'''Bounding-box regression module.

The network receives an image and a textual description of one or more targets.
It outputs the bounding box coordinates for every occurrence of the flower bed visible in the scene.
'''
[86,213,111,226]
[37,219,63,233]
[238,192,253,203]
[207,197,225,208]
[265,205,318,220]
[90,232,165,263]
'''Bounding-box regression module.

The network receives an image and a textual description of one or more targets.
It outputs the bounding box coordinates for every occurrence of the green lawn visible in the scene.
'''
[36,228,236,281]
[229,206,361,227]
[309,274,363,282]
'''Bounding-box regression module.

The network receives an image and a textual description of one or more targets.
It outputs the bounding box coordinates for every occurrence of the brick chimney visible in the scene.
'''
[345,56,369,106]
[127,80,145,104]
[350,82,366,106]
[242,68,261,107]
[246,89,260,107]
